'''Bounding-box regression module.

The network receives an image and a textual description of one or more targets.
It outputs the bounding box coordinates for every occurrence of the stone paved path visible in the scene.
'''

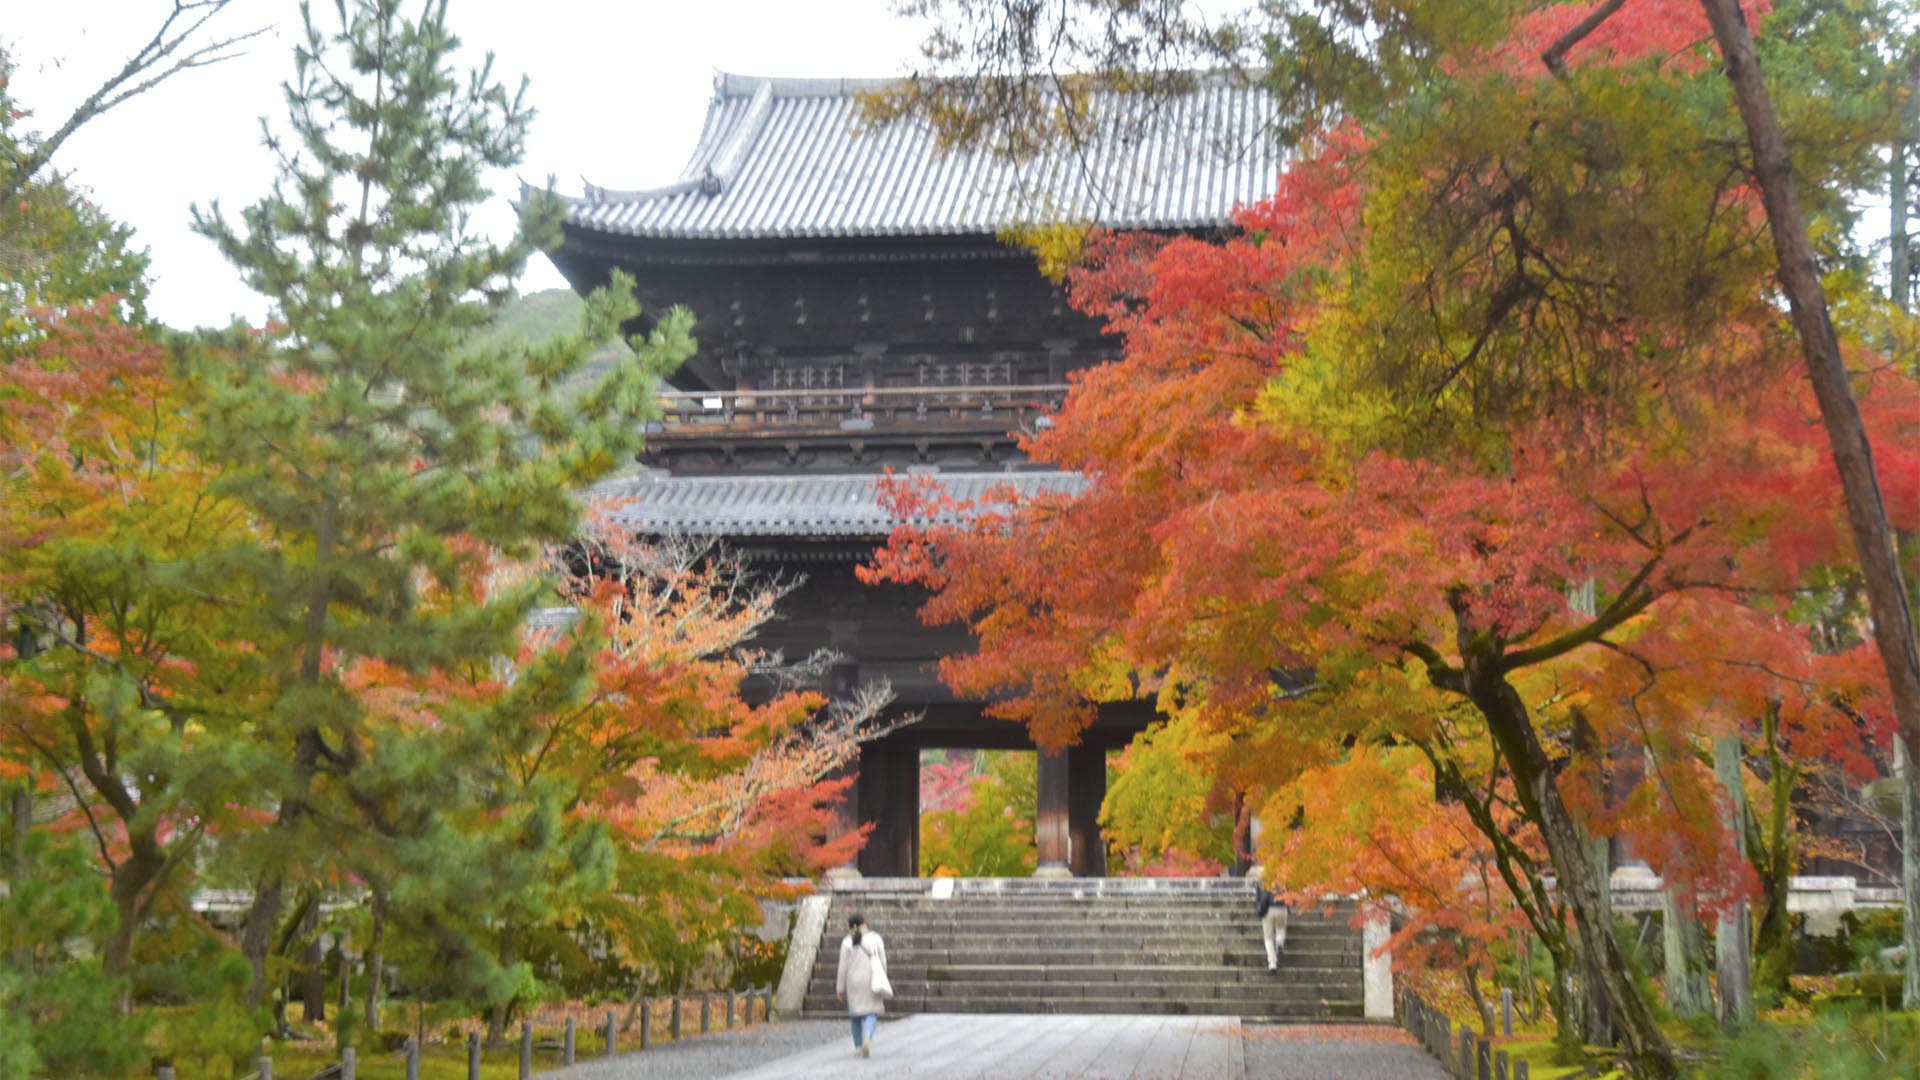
[556,1015,1448,1079]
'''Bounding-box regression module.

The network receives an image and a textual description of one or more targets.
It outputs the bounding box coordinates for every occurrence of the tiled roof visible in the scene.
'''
[566,73,1281,241]
[590,471,1085,537]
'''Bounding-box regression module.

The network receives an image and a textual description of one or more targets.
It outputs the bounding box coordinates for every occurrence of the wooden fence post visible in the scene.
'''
[671,996,683,1040]
[341,1048,356,1080]
[604,1009,617,1056]
[565,1016,576,1065]
[1476,1037,1492,1080]
[1501,987,1513,1036]
[701,993,712,1034]
[258,1052,273,1080]
[640,997,652,1049]
[404,1037,420,1080]
[467,1031,480,1080]
[1494,1048,1509,1080]
[1514,1059,1531,1080]
[727,990,738,1029]
[518,1020,533,1080]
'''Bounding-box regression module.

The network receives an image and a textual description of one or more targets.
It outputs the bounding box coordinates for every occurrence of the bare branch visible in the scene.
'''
[2,1,269,202]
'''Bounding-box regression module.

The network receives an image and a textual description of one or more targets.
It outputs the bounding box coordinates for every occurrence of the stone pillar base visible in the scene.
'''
[1032,863,1073,880]
[1362,903,1393,1020]
[773,895,833,1018]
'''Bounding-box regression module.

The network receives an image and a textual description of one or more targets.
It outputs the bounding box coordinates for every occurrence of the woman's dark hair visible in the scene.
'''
[849,912,865,947]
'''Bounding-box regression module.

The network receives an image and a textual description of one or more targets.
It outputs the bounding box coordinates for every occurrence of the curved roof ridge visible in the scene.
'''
[716,72,908,99]
[565,71,1283,239]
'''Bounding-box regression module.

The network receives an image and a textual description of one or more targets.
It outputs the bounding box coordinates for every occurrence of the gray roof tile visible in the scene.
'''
[568,73,1280,241]
[589,471,1085,537]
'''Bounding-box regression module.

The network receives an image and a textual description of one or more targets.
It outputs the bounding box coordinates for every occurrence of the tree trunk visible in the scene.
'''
[241,874,285,1011]
[1898,740,1919,1010]
[1571,713,1613,1046]
[1714,736,1754,1030]
[364,898,386,1031]
[1891,47,1915,313]
[333,938,349,1019]
[1661,884,1711,1017]
[1895,136,1911,311]
[102,839,167,979]
[1465,967,1496,1036]
[248,501,336,1009]
[1473,673,1678,1078]
[1521,934,1539,1023]
[300,913,327,1024]
[1699,0,1920,793]
[486,1001,509,1048]
[302,934,326,1023]
[1750,710,1797,999]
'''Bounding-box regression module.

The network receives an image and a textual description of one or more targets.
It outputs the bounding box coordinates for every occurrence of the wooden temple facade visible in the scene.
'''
[550,73,1280,876]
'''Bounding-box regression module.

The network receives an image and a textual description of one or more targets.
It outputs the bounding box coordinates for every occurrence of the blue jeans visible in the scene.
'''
[850,1012,878,1046]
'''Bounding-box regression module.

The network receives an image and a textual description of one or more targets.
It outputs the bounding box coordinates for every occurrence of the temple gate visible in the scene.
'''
[550,72,1280,876]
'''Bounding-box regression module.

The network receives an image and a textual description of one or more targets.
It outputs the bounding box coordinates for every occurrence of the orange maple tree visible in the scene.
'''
[864,64,1913,1063]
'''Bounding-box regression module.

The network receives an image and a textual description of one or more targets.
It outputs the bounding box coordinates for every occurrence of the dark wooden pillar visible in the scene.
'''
[1067,743,1107,877]
[856,739,919,877]
[1036,748,1071,876]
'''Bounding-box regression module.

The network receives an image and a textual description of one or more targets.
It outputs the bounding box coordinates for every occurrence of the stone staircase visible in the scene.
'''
[800,878,1365,1020]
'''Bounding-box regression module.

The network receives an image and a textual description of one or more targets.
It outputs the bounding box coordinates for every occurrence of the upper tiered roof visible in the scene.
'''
[566,72,1281,242]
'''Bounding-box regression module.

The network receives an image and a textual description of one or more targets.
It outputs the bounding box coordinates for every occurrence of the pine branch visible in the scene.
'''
[1542,0,1630,75]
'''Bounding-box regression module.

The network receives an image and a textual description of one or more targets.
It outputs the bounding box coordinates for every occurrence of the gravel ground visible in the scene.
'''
[551,1018,849,1080]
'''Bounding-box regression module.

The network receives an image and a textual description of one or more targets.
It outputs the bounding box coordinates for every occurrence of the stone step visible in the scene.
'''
[829,910,1354,927]
[869,979,1361,1002]
[833,933,1359,957]
[828,909,1355,923]
[832,909,1282,923]
[802,960,1359,991]
[835,888,1349,898]
[831,877,1274,893]
[811,950,1361,971]
[846,926,1354,942]
[808,955,1363,972]
[803,878,1370,1022]
[801,994,1367,1018]
[834,896,1356,913]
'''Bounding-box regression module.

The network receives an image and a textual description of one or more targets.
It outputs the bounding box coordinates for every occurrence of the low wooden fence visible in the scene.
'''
[162,987,777,1080]
[1398,989,1531,1080]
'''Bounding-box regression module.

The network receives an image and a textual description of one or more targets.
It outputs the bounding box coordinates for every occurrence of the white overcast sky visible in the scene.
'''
[6,0,928,329]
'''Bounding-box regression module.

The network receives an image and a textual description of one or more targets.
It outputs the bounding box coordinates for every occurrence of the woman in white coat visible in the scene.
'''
[834,912,888,1057]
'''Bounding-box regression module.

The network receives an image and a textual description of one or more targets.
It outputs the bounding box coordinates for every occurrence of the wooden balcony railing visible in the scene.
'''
[650,384,1069,433]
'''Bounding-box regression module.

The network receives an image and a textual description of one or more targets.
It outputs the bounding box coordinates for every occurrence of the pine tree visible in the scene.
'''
[188,0,692,1010]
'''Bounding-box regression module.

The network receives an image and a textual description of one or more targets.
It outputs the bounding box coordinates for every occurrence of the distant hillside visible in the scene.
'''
[476,287,637,399]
